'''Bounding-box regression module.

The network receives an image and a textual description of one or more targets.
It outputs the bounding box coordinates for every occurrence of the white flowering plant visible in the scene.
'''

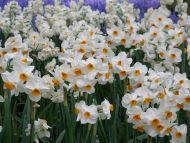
[0,0,190,143]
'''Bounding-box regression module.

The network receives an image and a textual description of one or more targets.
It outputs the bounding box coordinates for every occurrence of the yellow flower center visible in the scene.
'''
[136,126,145,133]
[12,47,18,53]
[75,108,80,114]
[61,72,68,80]
[19,73,28,81]
[32,88,41,96]
[176,132,182,139]
[170,54,177,59]
[156,124,164,133]
[73,68,82,76]
[165,111,173,120]
[184,97,190,103]
[109,104,114,112]
[130,100,138,107]
[4,82,14,90]
[133,114,141,121]
[52,79,59,87]
[120,38,126,45]
[105,72,111,79]
[134,70,141,77]
[119,71,127,77]
[87,63,94,71]
[112,31,119,36]
[84,111,91,119]
[151,118,160,127]
[85,84,92,91]
[103,48,108,54]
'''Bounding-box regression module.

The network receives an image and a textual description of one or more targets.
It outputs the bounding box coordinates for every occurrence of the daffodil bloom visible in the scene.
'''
[77,103,98,124]
[170,124,187,143]
[24,76,50,102]
[99,99,114,120]
[25,118,51,143]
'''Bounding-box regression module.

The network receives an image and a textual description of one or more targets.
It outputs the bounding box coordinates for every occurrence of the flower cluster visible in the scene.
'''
[75,99,114,124]
[0,0,190,142]
[25,118,51,143]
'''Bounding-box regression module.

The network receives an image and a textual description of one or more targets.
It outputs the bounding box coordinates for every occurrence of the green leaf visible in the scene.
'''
[55,130,66,143]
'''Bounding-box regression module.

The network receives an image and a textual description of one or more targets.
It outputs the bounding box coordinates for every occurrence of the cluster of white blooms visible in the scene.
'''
[25,118,51,143]
[122,69,190,142]
[0,0,190,142]
[75,99,114,124]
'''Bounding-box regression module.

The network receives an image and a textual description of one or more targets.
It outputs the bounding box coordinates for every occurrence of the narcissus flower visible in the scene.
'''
[24,76,50,102]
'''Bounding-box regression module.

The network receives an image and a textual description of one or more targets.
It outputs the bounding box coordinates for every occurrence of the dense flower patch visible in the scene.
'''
[0,0,190,143]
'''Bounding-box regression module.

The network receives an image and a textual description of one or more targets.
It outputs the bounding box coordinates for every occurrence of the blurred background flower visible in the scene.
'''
[128,0,160,19]
[0,0,186,22]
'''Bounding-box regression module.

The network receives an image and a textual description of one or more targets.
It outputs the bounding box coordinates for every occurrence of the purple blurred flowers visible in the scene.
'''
[128,0,160,19]
[0,0,179,22]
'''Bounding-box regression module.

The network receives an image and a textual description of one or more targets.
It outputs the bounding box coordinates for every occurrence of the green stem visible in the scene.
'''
[84,124,92,143]
[30,102,38,143]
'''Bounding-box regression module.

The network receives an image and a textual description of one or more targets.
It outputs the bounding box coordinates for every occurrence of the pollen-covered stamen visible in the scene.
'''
[107,40,113,46]
[52,79,59,87]
[80,40,87,45]
[102,48,108,54]
[140,39,145,46]
[179,80,184,85]
[177,103,184,109]
[22,50,29,55]
[73,68,82,76]
[119,71,127,77]
[85,84,92,91]
[75,108,80,114]
[164,24,170,30]
[143,98,152,104]
[4,82,15,90]
[158,92,165,99]
[21,58,28,63]
[136,126,145,133]
[105,72,111,79]
[158,17,163,22]
[134,70,141,77]
[156,124,164,133]
[170,53,177,59]
[117,60,122,66]
[133,114,141,121]
[84,111,91,119]
[73,84,79,92]
[166,127,172,134]
[120,38,126,45]
[87,63,94,71]
[130,100,138,107]
[112,31,119,36]
[32,88,41,96]
[19,73,29,81]
[78,47,85,53]
[152,32,158,37]
[151,118,160,127]
[159,52,165,58]
[12,47,18,53]
[184,97,190,103]
[61,72,68,80]
[109,104,114,112]
[165,111,173,120]
[175,132,182,139]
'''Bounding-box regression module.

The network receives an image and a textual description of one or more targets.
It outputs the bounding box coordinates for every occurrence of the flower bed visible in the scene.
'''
[0,0,190,143]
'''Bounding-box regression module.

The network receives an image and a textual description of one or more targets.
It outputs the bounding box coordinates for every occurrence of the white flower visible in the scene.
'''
[99,99,114,120]
[129,63,147,81]
[25,119,51,143]
[76,103,99,124]
[24,76,50,102]
[170,124,187,143]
